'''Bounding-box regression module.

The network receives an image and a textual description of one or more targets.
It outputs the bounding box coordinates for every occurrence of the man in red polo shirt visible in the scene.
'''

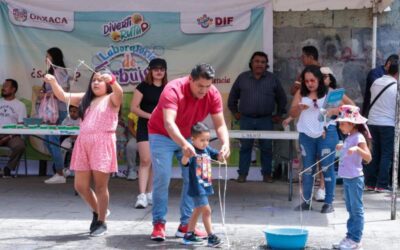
[148,63,230,241]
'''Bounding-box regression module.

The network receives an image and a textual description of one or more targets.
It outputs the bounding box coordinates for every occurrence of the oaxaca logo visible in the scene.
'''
[197,14,213,29]
[92,43,160,85]
[12,8,27,22]
[103,13,150,42]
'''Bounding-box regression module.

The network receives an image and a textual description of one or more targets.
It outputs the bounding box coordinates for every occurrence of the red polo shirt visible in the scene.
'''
[148,76,223,138]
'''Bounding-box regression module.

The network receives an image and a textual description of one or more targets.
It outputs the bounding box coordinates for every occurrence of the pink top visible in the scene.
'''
[148,76,223,138]
[80,96,118,134]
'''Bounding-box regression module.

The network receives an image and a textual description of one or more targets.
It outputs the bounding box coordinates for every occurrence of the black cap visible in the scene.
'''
[148,58,167,70]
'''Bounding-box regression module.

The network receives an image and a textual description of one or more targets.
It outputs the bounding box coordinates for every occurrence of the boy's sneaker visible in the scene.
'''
[182,232,204,245]
[365,186,375,191]
[175,224,208,239]
[314,188,325,202]
[208,234,223,248]
[135,193,148,209]
[332,237,349,249]
[2,167,12,178]
[126,169,138,180]
[62,168,71,177]
[294,202,312,211]
[340,238,362,249]
[151,222,166,241]
[146,192,153,205]
[321,203,334,214]
[44,174,66,184]
[90,221,107,237]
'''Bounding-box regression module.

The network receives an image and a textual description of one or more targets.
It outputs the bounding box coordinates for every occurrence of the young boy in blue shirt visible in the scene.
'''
[181,122,223,247]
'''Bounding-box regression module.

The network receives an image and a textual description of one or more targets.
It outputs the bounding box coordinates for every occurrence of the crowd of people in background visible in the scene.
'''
[1,45,399,249]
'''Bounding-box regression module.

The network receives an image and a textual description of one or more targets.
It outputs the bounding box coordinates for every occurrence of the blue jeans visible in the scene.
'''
[44,135,64,171]
[149,134,193,225]
[343,176,364,243]
[299,125,338,204]
[365,125,394,189]
[238,115,273,176]
[192,195,209,208]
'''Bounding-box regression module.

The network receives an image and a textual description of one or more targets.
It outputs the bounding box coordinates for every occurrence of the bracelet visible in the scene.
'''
[108,74,116,85]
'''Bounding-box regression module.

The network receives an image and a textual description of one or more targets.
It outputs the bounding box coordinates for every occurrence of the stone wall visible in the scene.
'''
[273,1,399,107]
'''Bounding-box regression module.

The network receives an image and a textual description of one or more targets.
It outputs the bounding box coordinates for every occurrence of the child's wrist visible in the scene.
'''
[108,74,116,85]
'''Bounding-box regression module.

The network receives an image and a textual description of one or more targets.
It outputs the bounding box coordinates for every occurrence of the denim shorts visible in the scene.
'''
[192,195,209,208]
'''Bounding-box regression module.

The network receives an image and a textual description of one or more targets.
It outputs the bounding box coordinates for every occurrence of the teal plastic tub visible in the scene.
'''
[263,228,308,249]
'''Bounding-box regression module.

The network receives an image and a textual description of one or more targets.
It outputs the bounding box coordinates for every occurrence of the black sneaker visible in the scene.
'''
[182,232,204,245]
[208,234,223,248]
[2,167,11,178]
[90,212,98,233]
[90,221,107,237]
[294,202,312,211]
[321,203,334,213]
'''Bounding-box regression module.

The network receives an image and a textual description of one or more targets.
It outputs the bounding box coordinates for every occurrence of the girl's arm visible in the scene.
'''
[43,74,84,107]
[131,90,152,119]
[106,75,123,108]
[348,142,372,164]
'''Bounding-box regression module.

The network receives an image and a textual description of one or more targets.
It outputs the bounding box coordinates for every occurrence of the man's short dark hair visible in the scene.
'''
[302,46,319,61]
[191,122,210,137]
[385,54,399,75]
[190,63,215,81]
[5,78,18,92]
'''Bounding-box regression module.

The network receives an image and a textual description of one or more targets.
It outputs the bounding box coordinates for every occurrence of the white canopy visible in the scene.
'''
[273,0,393,13]
[4,0,394,12]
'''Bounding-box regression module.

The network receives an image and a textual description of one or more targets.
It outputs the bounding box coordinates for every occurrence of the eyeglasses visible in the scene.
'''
[312,99,318,109]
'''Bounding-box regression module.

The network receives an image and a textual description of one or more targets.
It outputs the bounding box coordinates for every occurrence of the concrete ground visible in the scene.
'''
[0,175,399,250]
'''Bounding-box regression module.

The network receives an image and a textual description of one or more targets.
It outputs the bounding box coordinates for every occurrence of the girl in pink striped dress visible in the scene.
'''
[44,69,123,237]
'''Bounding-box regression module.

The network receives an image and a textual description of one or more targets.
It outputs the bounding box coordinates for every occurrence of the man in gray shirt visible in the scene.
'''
[228,51,287,183]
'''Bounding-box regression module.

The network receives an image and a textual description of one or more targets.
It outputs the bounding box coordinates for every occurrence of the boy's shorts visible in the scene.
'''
[192,195,209,208]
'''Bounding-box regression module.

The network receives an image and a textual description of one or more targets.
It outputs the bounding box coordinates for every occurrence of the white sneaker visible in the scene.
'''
[340,238,362,250]
[146,192,152,205]
[135,193,148,209]
[333,237,349,249]
[127,169,138,180]
[314,188,326,202]
[44,174,66,184]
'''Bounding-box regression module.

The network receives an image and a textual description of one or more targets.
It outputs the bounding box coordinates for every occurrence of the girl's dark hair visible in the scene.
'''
[328,74,337,89]
[356,124,372,149]
[300,65,327,98]
[47,47,66,75]
[144,69,168,86]
[79,69,113,120]
[191,122,210,137]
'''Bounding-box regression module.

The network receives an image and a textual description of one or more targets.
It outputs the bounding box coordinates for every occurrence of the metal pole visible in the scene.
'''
[390,71,400,220]
[372,13,377,69]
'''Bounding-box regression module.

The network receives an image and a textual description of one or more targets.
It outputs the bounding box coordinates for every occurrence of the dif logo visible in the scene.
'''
[215,16,233,27]
[12,8,27,22]
[197,14,233,29]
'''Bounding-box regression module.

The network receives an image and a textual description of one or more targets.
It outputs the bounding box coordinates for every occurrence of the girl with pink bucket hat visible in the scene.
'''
[333,105,372,250]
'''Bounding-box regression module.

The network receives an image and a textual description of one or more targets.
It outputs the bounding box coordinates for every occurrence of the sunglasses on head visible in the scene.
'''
[312,99,318,109]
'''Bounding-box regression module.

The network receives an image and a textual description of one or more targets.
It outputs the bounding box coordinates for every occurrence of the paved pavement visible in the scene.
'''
[0,176,399,250]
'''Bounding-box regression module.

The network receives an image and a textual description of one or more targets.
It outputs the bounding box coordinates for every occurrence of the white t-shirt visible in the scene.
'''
[368,75,398,127]
[296,96,326,138]
[61,117,81,126]
[0,98,27,125]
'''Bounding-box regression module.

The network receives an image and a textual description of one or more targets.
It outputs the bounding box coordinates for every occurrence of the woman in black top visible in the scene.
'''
[131,58,168,208]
